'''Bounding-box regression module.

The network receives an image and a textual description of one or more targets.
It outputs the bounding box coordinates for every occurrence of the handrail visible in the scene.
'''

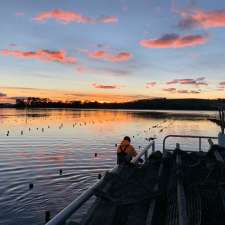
[131,140,155,164]
[46,166,118,225]
[46,141,155,225]
[163,135,218,152]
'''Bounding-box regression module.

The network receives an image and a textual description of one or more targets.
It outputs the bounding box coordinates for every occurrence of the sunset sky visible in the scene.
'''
[1,0,225,103]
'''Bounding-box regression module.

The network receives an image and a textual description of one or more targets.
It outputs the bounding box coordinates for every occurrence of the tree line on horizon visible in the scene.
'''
[5,97,224,110]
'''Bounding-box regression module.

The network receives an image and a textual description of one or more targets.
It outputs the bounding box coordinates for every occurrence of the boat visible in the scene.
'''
[45,133,225,225]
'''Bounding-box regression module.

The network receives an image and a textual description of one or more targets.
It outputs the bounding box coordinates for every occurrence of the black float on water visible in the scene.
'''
[59,169,63,175]
[94,153,98,157]
[45,211,51,223]
[29,183,33,189]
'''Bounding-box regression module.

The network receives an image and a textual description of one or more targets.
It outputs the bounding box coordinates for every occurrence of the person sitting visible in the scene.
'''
[117,136,137,165]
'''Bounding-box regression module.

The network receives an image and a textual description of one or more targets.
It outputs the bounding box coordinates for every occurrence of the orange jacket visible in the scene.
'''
[117,140,137,157]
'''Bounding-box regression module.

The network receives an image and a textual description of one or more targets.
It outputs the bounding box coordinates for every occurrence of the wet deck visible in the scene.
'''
[76,145,225,225]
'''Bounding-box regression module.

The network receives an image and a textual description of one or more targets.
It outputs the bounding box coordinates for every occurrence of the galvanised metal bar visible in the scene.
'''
[45,167,117,225]
[46,142,155,225]
[176,148,188,225]
[145,150,167,225]
[131,140,155,164]
[163,135,218,152]
[199,137,202,151]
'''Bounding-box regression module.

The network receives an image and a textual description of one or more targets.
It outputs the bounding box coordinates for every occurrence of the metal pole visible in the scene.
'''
[199,138,202,152]
[131,141,154,164]
[176,149,188,225]
[152,141,155,152]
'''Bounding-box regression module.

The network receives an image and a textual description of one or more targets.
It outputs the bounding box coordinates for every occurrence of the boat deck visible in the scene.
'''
[77,145,225,225]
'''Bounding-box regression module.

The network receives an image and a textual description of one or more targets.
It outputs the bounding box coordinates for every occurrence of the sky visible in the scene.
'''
[1,0,225,103]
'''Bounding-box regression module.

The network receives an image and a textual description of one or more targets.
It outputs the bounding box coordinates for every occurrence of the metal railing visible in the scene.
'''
[46,140,155,225]
[163,135,218,152]
[131,140,155,163]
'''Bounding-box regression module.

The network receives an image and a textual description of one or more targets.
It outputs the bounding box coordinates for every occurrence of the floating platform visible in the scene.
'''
[46,135,225,225]
[76,146,225,225]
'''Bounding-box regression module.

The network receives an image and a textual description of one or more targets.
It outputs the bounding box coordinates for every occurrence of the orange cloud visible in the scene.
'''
[89,51,132,62]
[0,49,77,64]
[34,9,118,24]
[146,82,157,88]
[140,33,208,48]
[179,9,225,29]
[92,83,119,89]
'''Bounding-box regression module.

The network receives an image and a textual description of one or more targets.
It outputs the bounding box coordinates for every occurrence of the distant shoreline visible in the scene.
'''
[1,98,225,111]
[0,106,220,112]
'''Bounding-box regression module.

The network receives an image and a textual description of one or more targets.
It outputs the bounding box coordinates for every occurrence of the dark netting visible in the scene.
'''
[80,147,225,225]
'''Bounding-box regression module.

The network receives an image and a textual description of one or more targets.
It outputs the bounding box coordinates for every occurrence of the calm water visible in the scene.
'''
[0,109,219,225]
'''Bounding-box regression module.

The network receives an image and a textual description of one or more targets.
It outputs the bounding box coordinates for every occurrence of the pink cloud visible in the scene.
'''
[34,9,118,24]
[218,82,225,91]
[89,50,132,62]
[178,9,225,29]
[166,77,208,86]
[163,88,177,93]
[0,49,77,64]
[219,82,225,86]
[96,16,118,24]
[163,88,201,94]
[177,89,189,94]
[177,89,200,94]
[140,33,208,48]
[146,82,157,88]
[0,92,7,97]
[92,83,119,89]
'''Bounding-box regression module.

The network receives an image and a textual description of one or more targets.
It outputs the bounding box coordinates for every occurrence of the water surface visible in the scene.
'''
[0,109,219,225]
